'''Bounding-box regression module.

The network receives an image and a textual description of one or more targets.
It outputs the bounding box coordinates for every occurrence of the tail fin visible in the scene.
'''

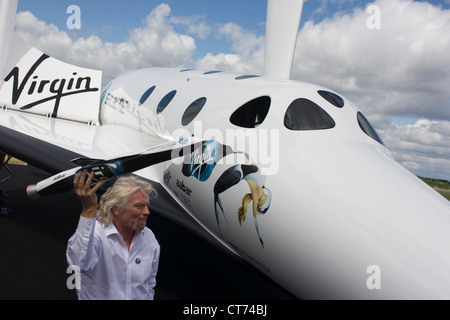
[264,0,307,81]
[0,0,102,125]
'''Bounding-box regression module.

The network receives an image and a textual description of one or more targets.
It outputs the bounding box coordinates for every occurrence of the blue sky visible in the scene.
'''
[18,0,429,61]
[17,0,449,35]
[16,0,450,65]
[18,0,267,59]
[12,0,450,180]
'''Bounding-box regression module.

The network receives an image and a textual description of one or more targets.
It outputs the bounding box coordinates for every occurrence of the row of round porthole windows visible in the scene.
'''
[137,71,265,127]
[139,85,382,145]
[139,85,343,128]
[139,86,207,126]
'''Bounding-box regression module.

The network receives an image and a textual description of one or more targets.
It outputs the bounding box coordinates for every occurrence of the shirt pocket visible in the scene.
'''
[131,257,153,279]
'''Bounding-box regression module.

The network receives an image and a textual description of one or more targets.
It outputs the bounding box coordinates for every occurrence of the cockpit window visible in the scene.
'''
[318,90,344,108]
[230,96,271,128]
[182,97,207,126]
[139,86,156,105]
[284,98,335,131]
[157,90,177,114]
[357,112,384,145]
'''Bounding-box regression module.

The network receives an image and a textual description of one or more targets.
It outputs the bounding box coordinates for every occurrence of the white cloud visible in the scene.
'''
[380,119,450,179]
[169,14,211,39]
[194,22,264,74]
[15,4,196,84]
[293,0,450,121]
[195,52,244,72]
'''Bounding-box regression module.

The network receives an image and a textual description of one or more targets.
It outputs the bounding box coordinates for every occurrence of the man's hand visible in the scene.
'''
[73,169,106,219]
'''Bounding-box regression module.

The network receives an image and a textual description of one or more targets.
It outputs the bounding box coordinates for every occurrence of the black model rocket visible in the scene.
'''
[26,137,201,199]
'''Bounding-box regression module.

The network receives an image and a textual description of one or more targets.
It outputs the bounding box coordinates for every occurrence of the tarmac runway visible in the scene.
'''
[0,164,296,300]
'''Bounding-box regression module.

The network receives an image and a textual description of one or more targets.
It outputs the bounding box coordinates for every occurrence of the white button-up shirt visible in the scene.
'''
[66,216,160,300]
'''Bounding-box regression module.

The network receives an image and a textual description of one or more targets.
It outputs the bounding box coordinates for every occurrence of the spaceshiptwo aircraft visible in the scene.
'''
[1,0,450,299]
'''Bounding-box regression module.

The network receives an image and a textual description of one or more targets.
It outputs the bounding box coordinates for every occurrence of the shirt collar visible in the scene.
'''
[104,222,119,237]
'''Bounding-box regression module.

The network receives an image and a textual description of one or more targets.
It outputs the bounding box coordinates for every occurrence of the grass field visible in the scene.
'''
[419,176,450,202]
[436,189,450,201]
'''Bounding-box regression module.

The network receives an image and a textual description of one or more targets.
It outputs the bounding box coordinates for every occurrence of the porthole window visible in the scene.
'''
[284,98,335,130]
[203,71,223,75]
[139,86,156,105]
[182,97,207,126]
[157,90,177,114]
[235,75,260,80]
[357,112,384,145]
[230,96,271,128]
[318,90,344,108]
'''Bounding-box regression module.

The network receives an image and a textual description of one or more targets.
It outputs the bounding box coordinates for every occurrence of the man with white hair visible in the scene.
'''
[66,170,160,300]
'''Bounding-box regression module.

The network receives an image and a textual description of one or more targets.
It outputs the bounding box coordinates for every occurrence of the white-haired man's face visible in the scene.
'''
[113,190,150,233]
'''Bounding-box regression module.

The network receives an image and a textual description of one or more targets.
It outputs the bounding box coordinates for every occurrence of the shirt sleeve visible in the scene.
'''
[147,243,160,300]
[66,216,99,272]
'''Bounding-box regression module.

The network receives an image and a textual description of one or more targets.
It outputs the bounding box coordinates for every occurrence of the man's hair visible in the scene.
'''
[97,176,154,226]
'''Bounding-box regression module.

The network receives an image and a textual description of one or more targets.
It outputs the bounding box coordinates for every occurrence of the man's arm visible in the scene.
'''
[66,170,105,270]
